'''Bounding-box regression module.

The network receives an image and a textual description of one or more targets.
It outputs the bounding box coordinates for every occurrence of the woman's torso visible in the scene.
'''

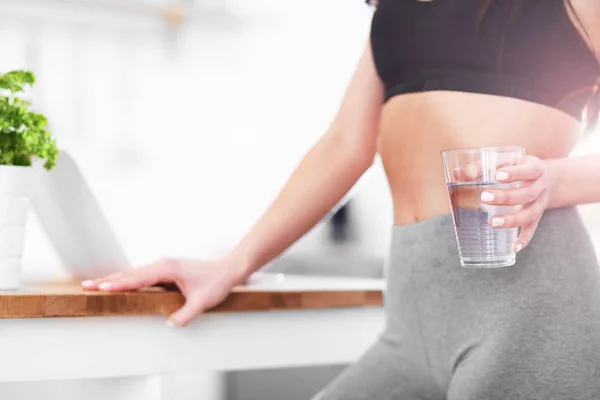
[372,0,599,225]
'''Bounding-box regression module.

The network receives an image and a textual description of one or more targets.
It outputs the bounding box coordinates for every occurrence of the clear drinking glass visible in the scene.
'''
[441,146,525,268]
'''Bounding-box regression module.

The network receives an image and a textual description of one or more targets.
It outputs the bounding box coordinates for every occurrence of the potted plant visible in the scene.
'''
[0,70,58,290]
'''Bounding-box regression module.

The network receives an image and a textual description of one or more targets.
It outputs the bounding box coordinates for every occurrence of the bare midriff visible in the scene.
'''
[378,91,581,226]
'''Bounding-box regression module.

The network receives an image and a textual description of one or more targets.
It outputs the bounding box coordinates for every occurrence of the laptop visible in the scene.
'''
[29,150,132,281]
[27,150,308,290]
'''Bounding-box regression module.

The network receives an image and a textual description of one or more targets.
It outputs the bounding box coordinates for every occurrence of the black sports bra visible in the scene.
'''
[368,0,600,120]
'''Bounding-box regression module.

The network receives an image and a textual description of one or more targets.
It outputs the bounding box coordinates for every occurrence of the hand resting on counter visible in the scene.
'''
[82,257,248,326]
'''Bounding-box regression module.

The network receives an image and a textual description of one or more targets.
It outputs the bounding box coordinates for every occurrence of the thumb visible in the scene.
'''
[167,296,205,327]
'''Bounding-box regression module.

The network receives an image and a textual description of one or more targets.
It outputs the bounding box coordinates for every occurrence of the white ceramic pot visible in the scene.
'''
[0,165,31,290]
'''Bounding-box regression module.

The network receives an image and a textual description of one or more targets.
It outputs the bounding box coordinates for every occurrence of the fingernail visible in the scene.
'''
[491,217,505,227]
[480,191,495,202]
[465,164,479,177]
[166,319,178,328]
[81,280,93,287]
[453,168,461,179]
[516,244,523,252]
[98,282,112,291]
[496,171,509,181]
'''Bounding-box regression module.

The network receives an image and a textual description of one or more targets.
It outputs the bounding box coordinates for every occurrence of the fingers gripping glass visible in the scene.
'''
[441,146,525,268]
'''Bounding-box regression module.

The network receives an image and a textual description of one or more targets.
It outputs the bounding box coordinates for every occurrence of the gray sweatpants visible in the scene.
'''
[316,207,600,400]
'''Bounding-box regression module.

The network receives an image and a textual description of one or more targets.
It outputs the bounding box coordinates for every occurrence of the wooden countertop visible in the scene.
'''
[0,276,384,319]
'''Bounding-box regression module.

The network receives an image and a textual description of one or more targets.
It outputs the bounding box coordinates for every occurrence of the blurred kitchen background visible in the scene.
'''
[2,0,600,399]
[0,0,391,280]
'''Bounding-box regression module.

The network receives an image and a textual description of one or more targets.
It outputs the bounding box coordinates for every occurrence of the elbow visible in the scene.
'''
[327,128,377,173]
[346,136,377,172]
[339,137,377,173]
[355,142,377,170]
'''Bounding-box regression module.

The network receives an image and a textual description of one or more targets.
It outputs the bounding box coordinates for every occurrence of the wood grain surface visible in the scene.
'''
[0,282,384,319]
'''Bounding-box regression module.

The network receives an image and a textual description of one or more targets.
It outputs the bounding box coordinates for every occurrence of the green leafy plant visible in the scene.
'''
[0,70,58,170]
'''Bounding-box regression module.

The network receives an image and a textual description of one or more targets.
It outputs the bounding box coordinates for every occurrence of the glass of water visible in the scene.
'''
[441,146,525,268]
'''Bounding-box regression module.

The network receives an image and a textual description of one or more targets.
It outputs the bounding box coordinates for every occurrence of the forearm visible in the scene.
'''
[546,154,600,209]
[227,132,375,277]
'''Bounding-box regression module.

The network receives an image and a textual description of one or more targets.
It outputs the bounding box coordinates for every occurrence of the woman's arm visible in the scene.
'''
[545,155,600,209]
[229,41,384,277]
[82,40,384,326]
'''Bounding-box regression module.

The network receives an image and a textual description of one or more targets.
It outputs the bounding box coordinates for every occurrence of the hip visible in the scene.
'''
[384,206,600,313]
